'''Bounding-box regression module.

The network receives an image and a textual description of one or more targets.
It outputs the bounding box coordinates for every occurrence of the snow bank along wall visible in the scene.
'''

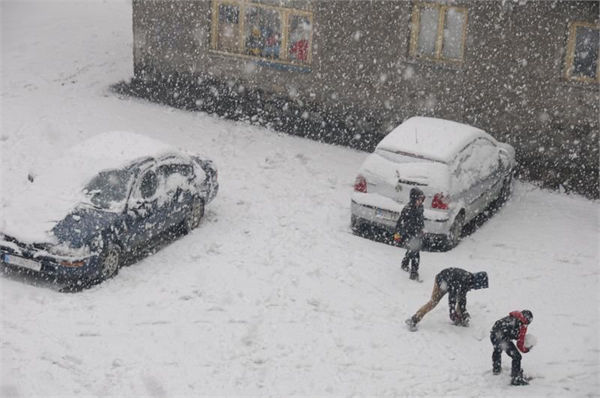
[128,0,599,198]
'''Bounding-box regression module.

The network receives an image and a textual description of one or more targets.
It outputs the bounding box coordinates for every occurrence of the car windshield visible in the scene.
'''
[83,169,133,210]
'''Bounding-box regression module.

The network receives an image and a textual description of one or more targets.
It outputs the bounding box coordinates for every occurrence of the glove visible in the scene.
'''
[393,233,402,243]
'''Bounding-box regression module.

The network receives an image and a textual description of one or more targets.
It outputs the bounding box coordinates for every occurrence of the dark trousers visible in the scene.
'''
[402,250,420,273]
[401,236,422,274]
[491,334,522,377]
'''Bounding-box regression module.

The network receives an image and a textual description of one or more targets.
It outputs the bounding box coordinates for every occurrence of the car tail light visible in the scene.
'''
[354,174,367,193]
[432,193,449,210]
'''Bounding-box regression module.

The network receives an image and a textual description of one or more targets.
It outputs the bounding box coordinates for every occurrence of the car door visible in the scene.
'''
[471,139,502,208]
[156,158,195,228]
[125,166,166,249]
[451,141,487,220]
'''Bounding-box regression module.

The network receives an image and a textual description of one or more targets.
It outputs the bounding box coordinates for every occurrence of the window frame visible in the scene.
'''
[564,21,600,84]
[210,0,313,67]
[409,2,468,65]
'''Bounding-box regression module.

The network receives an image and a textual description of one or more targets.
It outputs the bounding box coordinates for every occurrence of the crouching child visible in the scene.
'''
[490,310,534,386]
[405,267,489,330]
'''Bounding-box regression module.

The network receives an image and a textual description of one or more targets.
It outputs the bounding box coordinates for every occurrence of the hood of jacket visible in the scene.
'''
[509,310,530,325]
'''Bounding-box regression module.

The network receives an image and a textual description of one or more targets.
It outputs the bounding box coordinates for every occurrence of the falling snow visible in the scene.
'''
[1,1,599,397]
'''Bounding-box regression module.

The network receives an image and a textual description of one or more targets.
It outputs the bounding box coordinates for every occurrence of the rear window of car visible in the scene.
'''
[364,150,450,191]
[158,163,193,178]
[375,148,441,164]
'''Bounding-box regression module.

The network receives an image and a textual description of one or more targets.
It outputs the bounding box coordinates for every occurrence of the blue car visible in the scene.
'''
[0,131,218,285]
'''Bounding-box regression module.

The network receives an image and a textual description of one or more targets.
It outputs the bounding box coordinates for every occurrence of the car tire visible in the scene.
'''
[98,242,121,281]
[183,198,205,234]
[444,213,465,250]
[350,215,361,232]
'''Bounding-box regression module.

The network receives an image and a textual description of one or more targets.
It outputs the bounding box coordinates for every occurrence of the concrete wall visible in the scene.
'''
[131,0,599,195]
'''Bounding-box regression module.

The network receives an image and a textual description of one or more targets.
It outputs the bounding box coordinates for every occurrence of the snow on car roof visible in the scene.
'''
[36,130,179,196]
[1,131,180,243]
[66,131,177,166]
[376,117,493,163]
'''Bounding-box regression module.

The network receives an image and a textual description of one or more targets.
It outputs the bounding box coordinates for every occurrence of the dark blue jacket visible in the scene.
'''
[395,201,424,239]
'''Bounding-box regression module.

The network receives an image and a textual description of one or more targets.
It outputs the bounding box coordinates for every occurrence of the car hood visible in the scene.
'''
[1,181,122,247]
[0,183,84,244]
[52,208,122,248]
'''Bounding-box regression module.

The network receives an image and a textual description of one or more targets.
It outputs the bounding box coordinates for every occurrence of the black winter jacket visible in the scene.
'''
[395,201,424,240]
[436,268,473,320]
[491,311,531,353]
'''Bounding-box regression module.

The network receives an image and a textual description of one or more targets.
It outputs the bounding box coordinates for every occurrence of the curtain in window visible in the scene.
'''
[442,8,465,60]
[417,8,439,57]
[573,26,599,79]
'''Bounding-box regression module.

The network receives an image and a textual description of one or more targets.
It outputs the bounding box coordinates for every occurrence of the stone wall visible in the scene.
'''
[130,0,599,197]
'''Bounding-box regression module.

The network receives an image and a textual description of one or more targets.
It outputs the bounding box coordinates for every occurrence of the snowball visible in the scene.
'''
[524,334,537,349]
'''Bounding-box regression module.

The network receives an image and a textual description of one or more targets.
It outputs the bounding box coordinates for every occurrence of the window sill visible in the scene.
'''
[209,50,312,73]
[404,57,465,72]
[560,78,600,90]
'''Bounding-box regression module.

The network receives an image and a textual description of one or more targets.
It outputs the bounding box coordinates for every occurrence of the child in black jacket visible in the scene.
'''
[405,267,489,330]
[394,187,425,281]
[490,310,534,386]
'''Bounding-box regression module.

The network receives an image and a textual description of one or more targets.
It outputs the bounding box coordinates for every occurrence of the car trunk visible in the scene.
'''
[360,149,450,209]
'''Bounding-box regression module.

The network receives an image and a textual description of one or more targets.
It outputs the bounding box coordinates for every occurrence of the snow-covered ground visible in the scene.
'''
[1,2,598,396]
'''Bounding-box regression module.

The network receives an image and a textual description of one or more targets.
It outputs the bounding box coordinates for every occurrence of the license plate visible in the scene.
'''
[375,208,397,221]
[2,254,42,272]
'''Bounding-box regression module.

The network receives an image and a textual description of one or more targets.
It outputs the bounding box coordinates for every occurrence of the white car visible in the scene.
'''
[351,117,515,249]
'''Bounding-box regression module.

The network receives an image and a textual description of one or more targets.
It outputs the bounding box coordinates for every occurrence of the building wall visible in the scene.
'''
[131,0,599,195]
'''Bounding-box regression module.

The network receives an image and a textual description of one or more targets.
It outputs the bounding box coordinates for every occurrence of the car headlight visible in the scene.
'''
[48,243,91,259]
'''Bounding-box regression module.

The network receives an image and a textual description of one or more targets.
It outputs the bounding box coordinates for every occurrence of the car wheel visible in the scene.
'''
[183,198,205,233]
[445,213,465,250]
[99,242,121,281]
[350,215,361,232]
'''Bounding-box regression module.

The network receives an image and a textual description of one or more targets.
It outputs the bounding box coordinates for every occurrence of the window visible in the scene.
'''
[84,169,133,210]
[287,14,311,64]
[410,2,468,64]
[453,139,497,188]
[139,171,157,199]
[159,163,192,178]
[471,139,500,180]
[215,3,241,53]
[211,1,313,65]
[565,22,599,84]
[158,163,192,195]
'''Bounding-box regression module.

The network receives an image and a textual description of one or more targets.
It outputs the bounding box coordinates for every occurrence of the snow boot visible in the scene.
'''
[511,370,529,386]
[401,258,410,272]
[453,316,470,327]
[492,363,502,375]
[405,317,418,332]
[409,272,420,281]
